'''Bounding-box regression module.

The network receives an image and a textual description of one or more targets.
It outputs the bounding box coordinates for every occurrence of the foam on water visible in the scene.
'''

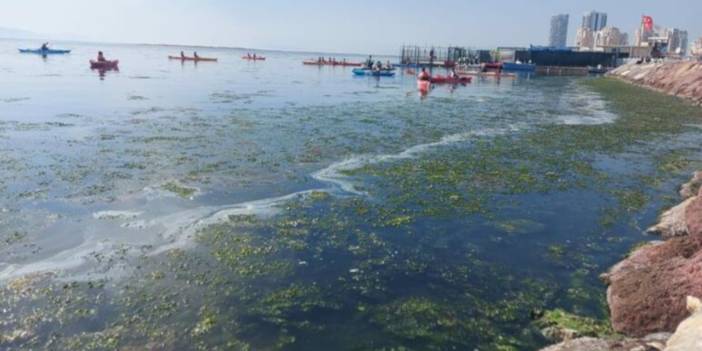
[0,126,515,281]
[0,82,621,282]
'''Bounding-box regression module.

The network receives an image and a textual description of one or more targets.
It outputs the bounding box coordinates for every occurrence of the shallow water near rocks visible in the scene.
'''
[1,39,702,350]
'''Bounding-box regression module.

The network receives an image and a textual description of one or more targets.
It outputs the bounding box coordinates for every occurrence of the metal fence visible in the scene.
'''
[399,45,478,65]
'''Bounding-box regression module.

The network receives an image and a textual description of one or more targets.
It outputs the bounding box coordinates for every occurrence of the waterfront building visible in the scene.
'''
[576,27,595,50]
[549,14,569,48]
[578,26,627,51]
[633,16,688,57]
[595,27,628,48]
[582,11,608,31]
[692,37,702,59]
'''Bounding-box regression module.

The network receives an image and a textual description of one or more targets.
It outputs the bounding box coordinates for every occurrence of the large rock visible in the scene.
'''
[646,197,694,239]
[604,235,702,336]
[685,188,702,239]
[646,174,702,239]
[603,176,702,336]
[664,296,702,351]
[679,172,702,199]
[539,334,670,351]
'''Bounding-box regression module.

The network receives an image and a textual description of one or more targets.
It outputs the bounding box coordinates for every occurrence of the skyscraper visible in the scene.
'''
[668,28,688,56]
[549,14,569,48]
[582,11,608,31]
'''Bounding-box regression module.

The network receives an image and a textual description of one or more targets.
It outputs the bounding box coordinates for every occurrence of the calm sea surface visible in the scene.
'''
[1,38,700,350]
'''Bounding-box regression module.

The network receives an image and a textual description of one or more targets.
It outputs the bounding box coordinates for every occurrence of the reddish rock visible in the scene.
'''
[604,237,702,336]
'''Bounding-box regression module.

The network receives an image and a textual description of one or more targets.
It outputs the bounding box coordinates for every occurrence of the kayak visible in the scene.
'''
[19,48,71,55]
[417,80,431,92]
[168,56,218,62]
[242,56,266,61]
[352,68,396,77]
[429,75,472,84]
[303,61,362,67]
[90,60,119,70]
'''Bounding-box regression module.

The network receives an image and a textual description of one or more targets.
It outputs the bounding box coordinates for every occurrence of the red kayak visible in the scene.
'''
[429,75,472,84]
[242,56,266,61]
[90,60,119,70]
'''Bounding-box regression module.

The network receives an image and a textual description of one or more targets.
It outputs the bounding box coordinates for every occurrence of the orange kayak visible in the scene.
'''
[242,56,266,61]
[168,56,218,62]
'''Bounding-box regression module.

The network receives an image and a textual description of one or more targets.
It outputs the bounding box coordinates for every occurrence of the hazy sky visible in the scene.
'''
[1,0,699,54]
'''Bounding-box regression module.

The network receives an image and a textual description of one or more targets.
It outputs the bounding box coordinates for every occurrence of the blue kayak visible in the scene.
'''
[19,48,71,55]
[352,68,396,77]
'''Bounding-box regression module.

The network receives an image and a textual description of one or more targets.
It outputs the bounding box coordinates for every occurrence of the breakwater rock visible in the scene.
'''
[608,61,702,105]
[602,172,702,337]
[540,172,702,351]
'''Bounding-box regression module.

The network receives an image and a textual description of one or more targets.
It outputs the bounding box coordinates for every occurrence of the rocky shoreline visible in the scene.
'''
[540,63,702,350]
[608,61,702,105]
[540,171,702,351]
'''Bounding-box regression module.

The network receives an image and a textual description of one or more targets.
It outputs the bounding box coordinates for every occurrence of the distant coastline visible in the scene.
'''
[0,33,396,58]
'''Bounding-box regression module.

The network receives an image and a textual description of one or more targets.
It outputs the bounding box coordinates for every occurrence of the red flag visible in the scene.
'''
[643,16,654,31]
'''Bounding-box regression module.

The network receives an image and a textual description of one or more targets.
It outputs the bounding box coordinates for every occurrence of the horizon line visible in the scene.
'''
[0,34,401,57]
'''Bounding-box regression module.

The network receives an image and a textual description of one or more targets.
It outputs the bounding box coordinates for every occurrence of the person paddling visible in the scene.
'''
[193,52,200,60]
[41,42,49,51]
[418,68,430,81]
[97,51,106,62]
[180,51,185,59]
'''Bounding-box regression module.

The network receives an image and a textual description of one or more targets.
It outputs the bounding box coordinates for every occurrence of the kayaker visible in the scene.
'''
[366,55,373,69]
[97,51,106,62]
[41,42,49,50]
[253,53,257,60]
[449,67,458,79]
[194,52,200,59]
[418,68,430,81]
[180,51,185,59]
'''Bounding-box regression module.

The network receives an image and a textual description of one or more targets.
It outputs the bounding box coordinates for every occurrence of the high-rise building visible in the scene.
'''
[667,28,688,56]
[582,11,608,31]
[549,14,569,48]
[692,37,702,58]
